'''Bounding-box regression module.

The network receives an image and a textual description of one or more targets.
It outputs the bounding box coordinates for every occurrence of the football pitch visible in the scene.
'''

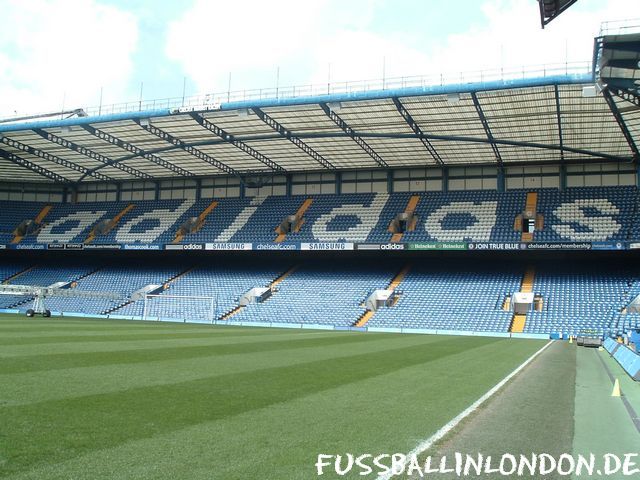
[0,315,638,479]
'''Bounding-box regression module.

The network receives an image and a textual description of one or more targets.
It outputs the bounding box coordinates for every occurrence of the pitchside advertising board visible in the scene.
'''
[0,242,633,251]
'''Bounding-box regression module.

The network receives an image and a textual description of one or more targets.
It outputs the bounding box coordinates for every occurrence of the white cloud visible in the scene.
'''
[0,0,138,118]
[429,0,640,79]
[166,0,331,94]
[167,0,640,97]
[307,30,431,85]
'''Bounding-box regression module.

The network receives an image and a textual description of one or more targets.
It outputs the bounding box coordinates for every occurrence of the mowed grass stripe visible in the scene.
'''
[0,316,293,335]
[0,328,343,358]
[0,335,500,476]
[0,316,296,336]
[0,332,463,407]
[0,331,400,374]
[0,329,341,346]
[0,325,293,339]
[3,338,544,480]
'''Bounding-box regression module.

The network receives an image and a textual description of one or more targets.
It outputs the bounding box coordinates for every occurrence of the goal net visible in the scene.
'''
[142,294,217,323]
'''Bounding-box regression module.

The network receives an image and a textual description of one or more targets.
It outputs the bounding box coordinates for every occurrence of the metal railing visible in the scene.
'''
[599,19,640,37]
[0,61,592,123]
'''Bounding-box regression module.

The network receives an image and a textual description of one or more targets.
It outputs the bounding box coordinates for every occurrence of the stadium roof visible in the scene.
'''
[0,72,637,185]
[538,0,578,28]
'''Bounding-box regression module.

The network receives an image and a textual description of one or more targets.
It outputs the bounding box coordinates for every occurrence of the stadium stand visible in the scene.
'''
[229,261,398,327]
[524,264,635,336]
[133,261,284,321]
[1,187,639,246]
[0,63,639,343]
[534,187,636,242]
[366,263,521,332]
[44,264,186,315]
[0,256,638,339]
[0,262,97,309]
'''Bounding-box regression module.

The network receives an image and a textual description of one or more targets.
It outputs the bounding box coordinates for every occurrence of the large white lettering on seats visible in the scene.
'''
[115,200,194,243]
[552,199,620,241]
[312,194,389,242]
[216,196,267,242]
[424,201,497,242]
[37,210,107,243]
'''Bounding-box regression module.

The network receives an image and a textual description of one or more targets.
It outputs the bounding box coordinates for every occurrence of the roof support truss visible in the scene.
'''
[32,128,151,180]
[318,102,388,168]
[553,85,565,163]
[470,92,503,167]
[0,134,112,181]
[189,113,286,173]
[111,129,632,164]
[602,88,640,159]
[0,148,71,183]
[608,86,640,107]
[79,124,194,180]
[392,97,444,166]
[135,120,243,179]
[251,108,336,170]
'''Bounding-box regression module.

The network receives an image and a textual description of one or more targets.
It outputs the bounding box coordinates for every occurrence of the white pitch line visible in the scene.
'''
[377,339,554,480]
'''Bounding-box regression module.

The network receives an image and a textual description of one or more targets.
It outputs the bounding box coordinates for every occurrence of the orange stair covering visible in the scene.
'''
[2,265,36,284]
[521,267,535,293]
[173,201,218,244]
[503,296,511,311]
[355,310,375,327]
[220,306,242,320]
[34,205,52,224]
[221,266,298,321]
[12,205,52,244]
[510,314,527,333]
[390,195,420,243]
[356,264,411,327]
[271,265,298,287]
[85,204,135,244]
[275,198,313,242]
[388,264,411,291]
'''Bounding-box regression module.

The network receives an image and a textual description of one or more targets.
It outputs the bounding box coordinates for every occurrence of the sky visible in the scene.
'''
[0,0,639,118]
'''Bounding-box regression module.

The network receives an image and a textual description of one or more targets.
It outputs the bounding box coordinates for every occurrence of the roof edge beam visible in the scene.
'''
[189,113,286,173]
[318,102,388,168]
[392,97,444,166]
[251,108,336,170]
[470,92,503,167]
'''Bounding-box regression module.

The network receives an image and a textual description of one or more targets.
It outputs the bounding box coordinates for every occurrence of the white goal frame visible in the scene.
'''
[142,294,217,323]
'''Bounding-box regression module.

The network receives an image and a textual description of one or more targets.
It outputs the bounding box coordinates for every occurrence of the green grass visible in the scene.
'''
[0,315,549,479]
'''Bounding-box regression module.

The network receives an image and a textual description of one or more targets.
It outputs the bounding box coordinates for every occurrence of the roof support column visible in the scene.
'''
[442,166,449,193]
[497,167,505,193]
[560,164,567,191]
[387,170,393,194]
[286,174,292,197]
[336,172,342,195]
[637,162,640,189]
